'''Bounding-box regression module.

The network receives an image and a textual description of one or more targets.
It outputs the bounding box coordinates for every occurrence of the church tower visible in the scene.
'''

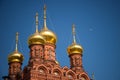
[28,12,45,65]
[23,12,46,80]
[23,5,59,80]
[67,24,90,80]
[40,5,57,64]
[8,32,24,80]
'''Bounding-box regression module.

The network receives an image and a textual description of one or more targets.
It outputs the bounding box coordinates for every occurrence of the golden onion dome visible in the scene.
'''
[28,32,45,46]
[67,43,83,55]
[28,12,45,46]
[8,50,24,63]
[67,24,83,55]
[39,5,57,45]
[8,32,24,63]
[40,28,57,44]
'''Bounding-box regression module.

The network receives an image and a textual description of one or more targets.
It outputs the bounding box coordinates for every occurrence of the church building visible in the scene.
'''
[2,5,91,80]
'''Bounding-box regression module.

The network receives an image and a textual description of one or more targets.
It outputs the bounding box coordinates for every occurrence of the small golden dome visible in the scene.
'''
[8,50,24,63]
[8,32,24,63]
[28,32,45,46]
[67,43,83,55]
[67,24,83,55]
[40,28,57,44]
[39,5,57,45]
[28,12,45,46]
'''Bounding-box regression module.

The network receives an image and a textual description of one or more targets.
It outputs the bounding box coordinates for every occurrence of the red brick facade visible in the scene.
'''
[22,43,90,80]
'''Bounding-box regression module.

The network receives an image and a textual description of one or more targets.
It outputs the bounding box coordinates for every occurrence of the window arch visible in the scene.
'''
[68,74,73,79]
[80,73,90,80]
[54,71,59,76]
[81,77,86,80]
[66,70,76,79]
[53,68,62,76]
[37,65,48,74]
[39,68,44,74]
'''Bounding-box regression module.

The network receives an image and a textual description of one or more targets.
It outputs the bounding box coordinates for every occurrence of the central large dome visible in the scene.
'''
[40,5,57,45]
[40,27,57,45]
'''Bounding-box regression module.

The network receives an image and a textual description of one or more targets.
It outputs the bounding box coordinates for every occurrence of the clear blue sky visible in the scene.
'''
[0,0,120,80]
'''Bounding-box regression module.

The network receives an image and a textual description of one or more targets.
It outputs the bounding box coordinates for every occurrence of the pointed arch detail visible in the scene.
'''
[52,67,62,76]
[36,64,49,74]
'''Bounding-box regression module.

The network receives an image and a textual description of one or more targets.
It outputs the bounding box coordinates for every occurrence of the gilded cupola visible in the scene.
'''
[67,24,83,55]
[8,32,24,63]
[28,12,45,46]
[40,5,57,45]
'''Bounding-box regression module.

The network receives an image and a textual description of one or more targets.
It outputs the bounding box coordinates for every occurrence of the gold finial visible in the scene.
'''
[43,4,48,30]
[15,32,19,51]
[72,24,76,44]
[35,12,39,33]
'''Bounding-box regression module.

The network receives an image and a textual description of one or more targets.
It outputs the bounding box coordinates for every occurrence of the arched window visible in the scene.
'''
[81,77,86,80]
[67,70,76,79]
[37,65,48,74]
[53,68,62,77]
[68,74,73,79]
[39,68,44,73]
[54,71,59,76]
